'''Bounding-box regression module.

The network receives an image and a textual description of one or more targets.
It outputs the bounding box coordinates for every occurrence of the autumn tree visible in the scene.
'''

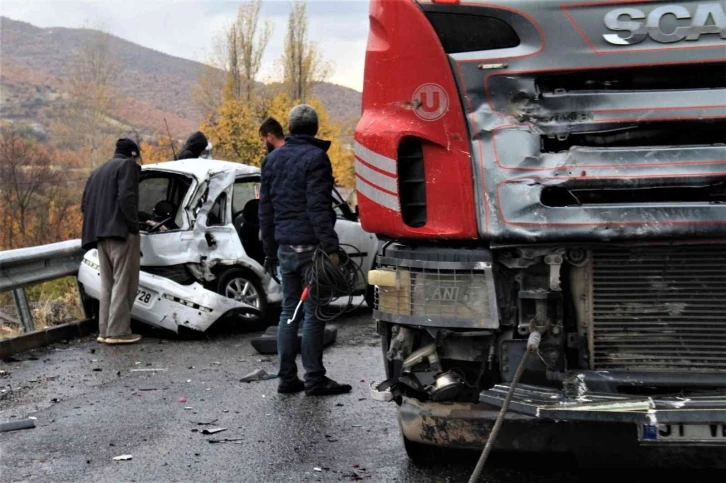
[280,1,332,103]
[202,93,355,187]
[55,23,119,168]
[0,130,82,249]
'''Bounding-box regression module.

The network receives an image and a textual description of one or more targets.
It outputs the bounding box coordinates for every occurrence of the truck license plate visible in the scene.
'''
[640,423,726,443]
[135,288,156,308]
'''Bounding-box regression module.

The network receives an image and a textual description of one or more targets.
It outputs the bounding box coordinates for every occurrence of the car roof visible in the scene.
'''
[142,159,260,180]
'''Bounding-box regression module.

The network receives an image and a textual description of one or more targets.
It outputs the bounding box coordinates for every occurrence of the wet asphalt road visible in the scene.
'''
[0,306,723,482]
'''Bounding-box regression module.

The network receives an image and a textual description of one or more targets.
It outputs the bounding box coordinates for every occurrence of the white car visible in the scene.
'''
[78,159,378,333]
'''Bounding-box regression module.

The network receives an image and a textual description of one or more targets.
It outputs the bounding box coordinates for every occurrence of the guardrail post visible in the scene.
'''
[12,288,34,333]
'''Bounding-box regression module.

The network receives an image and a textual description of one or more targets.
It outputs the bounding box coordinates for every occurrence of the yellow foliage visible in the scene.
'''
[202,99,267,166]
[141,141,174,164]
[201,92,355,187]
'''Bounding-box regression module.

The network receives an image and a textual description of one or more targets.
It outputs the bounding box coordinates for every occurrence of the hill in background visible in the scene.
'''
[0,16,362,140]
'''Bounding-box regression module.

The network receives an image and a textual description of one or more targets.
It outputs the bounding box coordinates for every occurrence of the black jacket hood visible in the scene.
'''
[176,131,208,160]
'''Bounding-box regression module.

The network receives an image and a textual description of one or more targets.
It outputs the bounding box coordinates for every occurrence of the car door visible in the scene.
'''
[332,188,377,291]
[138,170,199,267]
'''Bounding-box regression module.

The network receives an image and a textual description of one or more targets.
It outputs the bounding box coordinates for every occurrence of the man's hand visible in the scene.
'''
[264,256,280,284]
[329,252,340,267]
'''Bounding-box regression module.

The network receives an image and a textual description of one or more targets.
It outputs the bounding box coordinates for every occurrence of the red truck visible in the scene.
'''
[356,0,726,464]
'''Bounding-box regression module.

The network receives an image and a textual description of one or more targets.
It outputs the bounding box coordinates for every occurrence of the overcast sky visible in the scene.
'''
[1,0,369,91]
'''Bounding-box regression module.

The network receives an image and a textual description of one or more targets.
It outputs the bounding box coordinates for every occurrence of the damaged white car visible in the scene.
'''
[78,159,378,333]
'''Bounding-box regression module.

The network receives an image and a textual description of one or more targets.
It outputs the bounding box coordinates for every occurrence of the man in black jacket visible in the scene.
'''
[176,131,208,160]
[81,139,143,345]
[259,105,351,396]
[259,117,285,155]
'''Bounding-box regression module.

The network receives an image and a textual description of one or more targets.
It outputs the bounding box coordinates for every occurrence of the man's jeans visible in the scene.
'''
[277,246,326,387]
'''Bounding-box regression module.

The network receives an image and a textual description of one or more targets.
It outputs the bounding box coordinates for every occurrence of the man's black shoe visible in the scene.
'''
[305,377,352,396]
[278,378,305,394]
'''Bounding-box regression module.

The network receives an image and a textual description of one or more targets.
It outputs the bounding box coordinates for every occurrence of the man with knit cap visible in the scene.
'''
[259,104,351,396]
[81,138,143,345]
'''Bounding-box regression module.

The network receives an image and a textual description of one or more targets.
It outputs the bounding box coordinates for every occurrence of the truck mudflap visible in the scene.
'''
[480,383,726,445]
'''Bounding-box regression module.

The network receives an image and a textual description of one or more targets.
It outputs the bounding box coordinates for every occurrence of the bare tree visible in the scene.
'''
[236,0,273,103]
[193,0,272,115]
[224,27,242,101]
[281,0,332,103]
[56,23,118,168]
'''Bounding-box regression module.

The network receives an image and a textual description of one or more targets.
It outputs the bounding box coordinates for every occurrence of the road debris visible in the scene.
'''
[130,368,167,372]
[190,418,218,426]
[201,427,227,435]
[113,455,133,461]
[0,419,36,432]
[314,467,323,472]
[208,438,244,444]
[239,368,277,383]
[179,398,187,403]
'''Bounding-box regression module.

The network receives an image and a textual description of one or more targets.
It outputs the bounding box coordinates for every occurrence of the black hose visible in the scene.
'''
[304,244,366,322]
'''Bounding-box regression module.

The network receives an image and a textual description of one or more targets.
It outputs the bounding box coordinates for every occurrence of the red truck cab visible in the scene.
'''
[357,0,726,464]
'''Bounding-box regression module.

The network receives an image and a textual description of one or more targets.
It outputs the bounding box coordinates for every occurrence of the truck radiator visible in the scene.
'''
[591,245,726,372]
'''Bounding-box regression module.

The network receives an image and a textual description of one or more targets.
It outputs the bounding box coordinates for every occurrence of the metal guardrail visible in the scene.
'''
[0,239,86,333]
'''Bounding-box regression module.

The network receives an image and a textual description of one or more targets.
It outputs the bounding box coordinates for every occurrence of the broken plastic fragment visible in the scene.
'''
[239,368,277,383]
[201,427,227,435]
[113,455,133,461]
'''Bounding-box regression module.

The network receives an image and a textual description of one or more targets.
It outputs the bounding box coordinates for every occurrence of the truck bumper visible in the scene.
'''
[398,396,609,453]
[391,383,726,452]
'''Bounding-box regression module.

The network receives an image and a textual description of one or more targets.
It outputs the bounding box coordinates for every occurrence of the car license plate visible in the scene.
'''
[640,423,726,443]
[135,288,156,308]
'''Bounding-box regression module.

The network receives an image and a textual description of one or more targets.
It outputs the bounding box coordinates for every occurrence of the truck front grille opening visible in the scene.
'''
[398,138,427,228]
[536,63,726,93]
[541,182,726,207]
[541,120,726,152]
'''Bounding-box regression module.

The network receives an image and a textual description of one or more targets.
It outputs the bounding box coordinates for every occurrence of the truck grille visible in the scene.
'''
[592,245,726,372]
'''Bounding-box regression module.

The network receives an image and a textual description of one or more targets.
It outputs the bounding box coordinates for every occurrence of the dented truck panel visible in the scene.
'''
[436,0,726,242]
[355,0,726,242]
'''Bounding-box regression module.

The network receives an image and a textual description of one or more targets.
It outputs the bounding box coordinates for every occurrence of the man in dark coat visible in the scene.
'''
[81,138,143,345]
[259,117,285,155]
[259,104,351,396]
[176,131,208,160]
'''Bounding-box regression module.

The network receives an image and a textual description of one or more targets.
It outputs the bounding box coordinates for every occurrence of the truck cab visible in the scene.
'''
[357,0,726,463]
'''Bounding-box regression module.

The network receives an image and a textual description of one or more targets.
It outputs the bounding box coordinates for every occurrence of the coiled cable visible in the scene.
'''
[304,244,366,322]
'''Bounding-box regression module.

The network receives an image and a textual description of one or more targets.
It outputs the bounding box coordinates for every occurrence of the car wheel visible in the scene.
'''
[217,268,268,322]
